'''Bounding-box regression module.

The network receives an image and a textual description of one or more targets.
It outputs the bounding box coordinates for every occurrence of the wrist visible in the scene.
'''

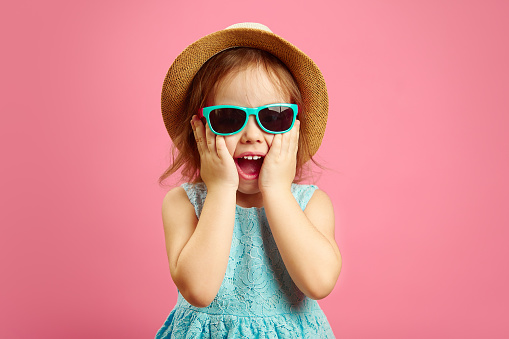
[206,183,238,197]
[201,173,239,194]
[260,184,293,200]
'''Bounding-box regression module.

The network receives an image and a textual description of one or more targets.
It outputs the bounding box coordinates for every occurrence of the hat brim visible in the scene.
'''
[162,27,328,157]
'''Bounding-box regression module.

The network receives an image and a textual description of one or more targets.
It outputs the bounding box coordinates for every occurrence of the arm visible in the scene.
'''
[262,188,341,300]
[259,121,341,299]
[162,116,238,307]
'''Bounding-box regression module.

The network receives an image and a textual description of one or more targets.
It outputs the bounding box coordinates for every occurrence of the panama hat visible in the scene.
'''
[161,22,328,156]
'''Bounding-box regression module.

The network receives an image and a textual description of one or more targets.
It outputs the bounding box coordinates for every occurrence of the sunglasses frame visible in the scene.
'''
[199,103,298,136]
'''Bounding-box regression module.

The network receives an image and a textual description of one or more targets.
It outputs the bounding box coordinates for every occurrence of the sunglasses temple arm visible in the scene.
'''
[197,108,204,119]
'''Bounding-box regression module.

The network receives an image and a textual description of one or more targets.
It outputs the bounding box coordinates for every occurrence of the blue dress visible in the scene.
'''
[156,183,335,338]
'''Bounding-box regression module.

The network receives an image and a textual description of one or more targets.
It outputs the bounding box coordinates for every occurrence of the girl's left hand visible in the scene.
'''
[258,120,300,195]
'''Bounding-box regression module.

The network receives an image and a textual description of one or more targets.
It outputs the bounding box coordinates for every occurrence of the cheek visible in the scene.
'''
[224,136,239,156]
[265,134,275,147]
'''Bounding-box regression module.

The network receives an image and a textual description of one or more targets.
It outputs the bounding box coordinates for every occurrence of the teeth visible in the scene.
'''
[243,155,262,160]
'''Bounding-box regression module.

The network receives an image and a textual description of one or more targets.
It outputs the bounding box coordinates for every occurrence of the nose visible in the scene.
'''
[240,116,264,143]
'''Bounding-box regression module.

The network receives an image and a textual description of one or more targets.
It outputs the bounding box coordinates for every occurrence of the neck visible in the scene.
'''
[236,191,264,208]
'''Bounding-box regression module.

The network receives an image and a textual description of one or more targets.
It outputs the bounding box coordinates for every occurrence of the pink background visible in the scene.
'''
[2,0,508,338]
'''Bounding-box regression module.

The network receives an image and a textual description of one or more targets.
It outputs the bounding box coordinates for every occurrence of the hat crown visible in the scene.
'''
[225,22,273,33]
[162,22,328,159]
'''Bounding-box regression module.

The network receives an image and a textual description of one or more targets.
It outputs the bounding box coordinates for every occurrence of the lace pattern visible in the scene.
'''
[156,183,335,338]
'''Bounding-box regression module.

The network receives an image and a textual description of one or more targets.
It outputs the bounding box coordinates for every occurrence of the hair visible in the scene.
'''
[159,47,316,185]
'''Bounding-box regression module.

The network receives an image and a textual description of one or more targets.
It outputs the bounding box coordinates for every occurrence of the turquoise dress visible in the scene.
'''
[156,183,335,338]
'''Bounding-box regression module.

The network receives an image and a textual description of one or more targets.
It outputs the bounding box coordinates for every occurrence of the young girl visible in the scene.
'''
[156,23,341,338]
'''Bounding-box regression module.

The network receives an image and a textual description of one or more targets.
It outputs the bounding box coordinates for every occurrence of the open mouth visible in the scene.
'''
[235,155,264,180]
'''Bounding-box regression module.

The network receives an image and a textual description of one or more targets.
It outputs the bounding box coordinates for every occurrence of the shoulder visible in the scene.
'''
[304,189,335,234]
[162,186,190,210]
[163,183,206,208]
[306,189,333,210]
[162,186,196,224]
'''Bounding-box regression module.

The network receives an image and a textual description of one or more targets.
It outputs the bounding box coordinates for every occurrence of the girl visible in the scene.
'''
[156,23,341,338]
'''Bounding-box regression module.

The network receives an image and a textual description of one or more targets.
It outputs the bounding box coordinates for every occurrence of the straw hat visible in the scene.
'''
[161,22,328,156]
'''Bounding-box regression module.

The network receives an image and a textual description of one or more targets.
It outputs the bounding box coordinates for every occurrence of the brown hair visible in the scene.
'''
[159,47,315,185]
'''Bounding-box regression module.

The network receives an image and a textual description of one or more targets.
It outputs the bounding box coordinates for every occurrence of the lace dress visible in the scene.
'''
[155,183,335,338]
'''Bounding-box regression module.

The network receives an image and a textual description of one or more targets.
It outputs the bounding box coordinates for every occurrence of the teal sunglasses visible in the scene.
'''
[198,103,298,136]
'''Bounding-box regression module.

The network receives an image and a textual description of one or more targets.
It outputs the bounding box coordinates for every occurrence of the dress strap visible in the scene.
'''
[290,184,319,210]
[181,182,207,218]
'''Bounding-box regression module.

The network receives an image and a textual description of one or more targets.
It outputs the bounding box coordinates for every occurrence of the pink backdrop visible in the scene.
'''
[2,0,508,338]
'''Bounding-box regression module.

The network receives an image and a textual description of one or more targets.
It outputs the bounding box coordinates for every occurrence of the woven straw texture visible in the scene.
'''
[161,27,328,156]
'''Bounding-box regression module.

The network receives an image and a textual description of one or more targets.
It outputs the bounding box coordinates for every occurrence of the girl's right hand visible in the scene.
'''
[191,115,239,192]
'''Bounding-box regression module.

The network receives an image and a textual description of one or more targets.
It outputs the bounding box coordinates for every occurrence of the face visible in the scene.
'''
[210,65,290,197]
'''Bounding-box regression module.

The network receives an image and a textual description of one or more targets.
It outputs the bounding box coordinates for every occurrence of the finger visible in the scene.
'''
[192,116,205,155]
[270,133,283,158]
[291,120,300,155]
[215,135,230,160]
[282,119,300,156]
[204,122,217,154]
[281,128,292,156]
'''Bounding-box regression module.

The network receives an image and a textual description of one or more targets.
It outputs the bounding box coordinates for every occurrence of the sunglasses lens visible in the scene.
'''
[258,106,295,132]
[208,108,246,134]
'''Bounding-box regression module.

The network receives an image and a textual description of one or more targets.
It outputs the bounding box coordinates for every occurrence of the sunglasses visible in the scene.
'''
[198,104,298,136]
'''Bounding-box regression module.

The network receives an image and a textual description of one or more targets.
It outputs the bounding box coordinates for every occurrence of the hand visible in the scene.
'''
[191,116,239,192]
[258,120,300,195]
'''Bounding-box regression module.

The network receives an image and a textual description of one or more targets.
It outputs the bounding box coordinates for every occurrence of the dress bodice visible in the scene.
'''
[155,183,335,338]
